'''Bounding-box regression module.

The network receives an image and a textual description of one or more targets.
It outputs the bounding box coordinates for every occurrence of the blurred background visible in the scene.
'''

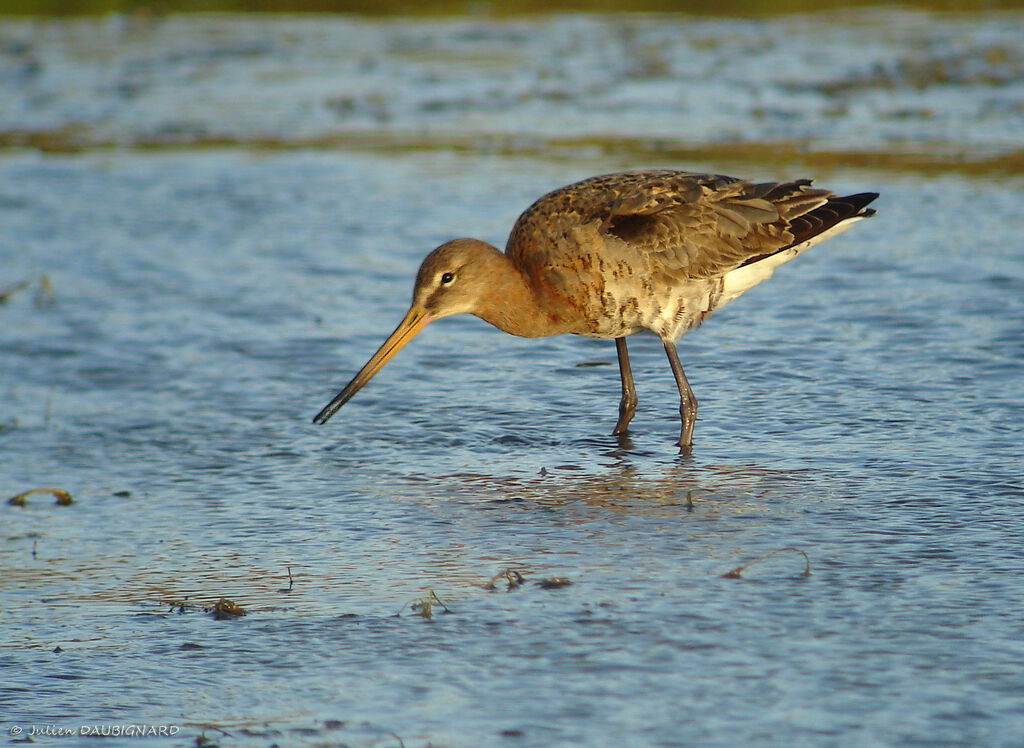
[3,0,1024,15]
[3,0,1023,172]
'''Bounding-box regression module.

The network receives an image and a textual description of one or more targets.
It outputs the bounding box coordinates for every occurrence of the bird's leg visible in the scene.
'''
[663,341,697,449]
[612,337,638,435]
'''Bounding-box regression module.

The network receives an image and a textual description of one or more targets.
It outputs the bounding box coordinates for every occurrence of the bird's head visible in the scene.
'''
[312,238,503,425]
[411,238,504,319]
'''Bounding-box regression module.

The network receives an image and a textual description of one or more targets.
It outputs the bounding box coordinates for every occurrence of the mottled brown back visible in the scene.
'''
[505,170,874,283]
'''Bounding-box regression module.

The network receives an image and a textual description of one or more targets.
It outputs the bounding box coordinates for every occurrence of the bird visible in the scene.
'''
[314,169,878,448]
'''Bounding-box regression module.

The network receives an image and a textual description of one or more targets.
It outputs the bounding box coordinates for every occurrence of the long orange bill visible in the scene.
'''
[313,306,432,425]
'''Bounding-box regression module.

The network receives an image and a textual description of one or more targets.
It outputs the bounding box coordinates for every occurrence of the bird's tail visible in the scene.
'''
[719,191,878,307]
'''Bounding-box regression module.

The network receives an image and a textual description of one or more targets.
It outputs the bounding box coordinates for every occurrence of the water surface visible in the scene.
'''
[3,10,1024,748]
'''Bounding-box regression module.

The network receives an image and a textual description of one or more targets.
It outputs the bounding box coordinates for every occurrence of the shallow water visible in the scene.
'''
[3,10,1024,748]
[2,10,1023,159]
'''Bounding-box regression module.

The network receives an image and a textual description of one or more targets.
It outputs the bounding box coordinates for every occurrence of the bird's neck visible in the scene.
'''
[474,249,571,338]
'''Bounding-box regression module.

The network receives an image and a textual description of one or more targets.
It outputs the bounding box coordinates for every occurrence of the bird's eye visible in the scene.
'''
[440,272,455,285]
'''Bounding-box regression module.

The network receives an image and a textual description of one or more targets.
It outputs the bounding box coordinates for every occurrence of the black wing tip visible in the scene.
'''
[842,192,880,215]
[776,189,879,252]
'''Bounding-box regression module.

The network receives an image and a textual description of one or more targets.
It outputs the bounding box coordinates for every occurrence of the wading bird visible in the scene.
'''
[314,170,877,448]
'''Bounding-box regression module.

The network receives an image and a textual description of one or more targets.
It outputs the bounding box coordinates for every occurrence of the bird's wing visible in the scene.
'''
[506,171,836,282]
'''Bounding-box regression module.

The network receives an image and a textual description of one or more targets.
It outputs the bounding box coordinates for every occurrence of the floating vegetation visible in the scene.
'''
[722,548,811,579]
[1,0,1022,15]
[814,44,1024,96]
[209,598,247,620]
[484,567,525,591]
[164,598,247,619]
[1,128,1022,177]
[0,278,30,304]
[6,487,73,506]
[536,576,572,589]
[0,274,54,308]
[402,590,449,619]
[35,274,55,307]
[683,489,694,511]
[484,568,572,591]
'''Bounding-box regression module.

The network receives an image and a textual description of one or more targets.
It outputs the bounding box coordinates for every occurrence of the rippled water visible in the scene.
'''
[3,9,1024,748]
[2,10,1023,157]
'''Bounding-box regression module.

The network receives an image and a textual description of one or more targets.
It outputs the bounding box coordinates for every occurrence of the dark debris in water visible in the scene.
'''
[276,565,295,593]
[194,732,220,748]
